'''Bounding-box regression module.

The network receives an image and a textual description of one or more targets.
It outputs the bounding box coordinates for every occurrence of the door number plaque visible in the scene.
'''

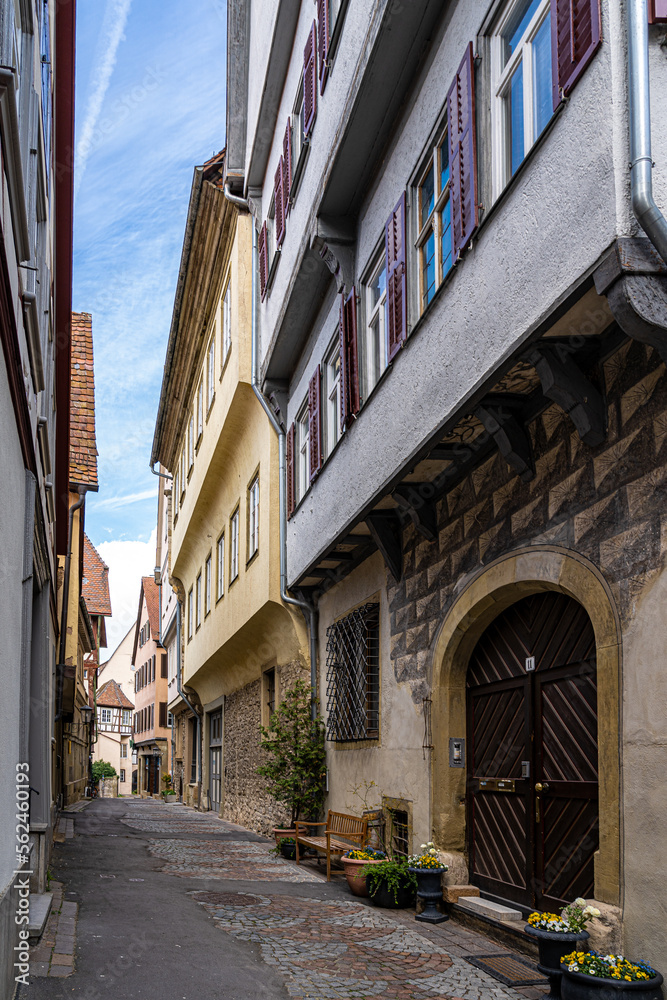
[525,656,536,672]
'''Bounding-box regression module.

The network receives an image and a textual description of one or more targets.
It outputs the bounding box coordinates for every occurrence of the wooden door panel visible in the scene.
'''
[540,672,598,783]
[538,795,598,906]
[472,686,526,777]
[472,792,527,893]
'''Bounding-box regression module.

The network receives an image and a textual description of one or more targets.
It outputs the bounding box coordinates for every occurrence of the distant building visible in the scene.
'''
[94,625,137,790]
[132,576,171,795]
[95,680,134,795]
[82,533,112,709]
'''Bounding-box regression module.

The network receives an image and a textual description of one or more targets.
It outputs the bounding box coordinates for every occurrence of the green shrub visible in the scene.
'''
[91,760,117,784]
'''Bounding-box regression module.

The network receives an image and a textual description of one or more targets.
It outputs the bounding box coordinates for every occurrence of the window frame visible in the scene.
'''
[414,130,453,317]
[196,378,203,447]
[490,0,552,201]
[221,280,232,372]
[188,415,194,474]
[247,473,260,562]
[323,334,341,459]
[325,601,381,743]
[100,707,112,724]
[216,531,225,602]
[187,587,193,640]
[173,470,179,520]
[205,552,212,616]
[290,78,310,201]
[361,249,388,400]
[230,506,240,583]
[120,768,126,783]
[296,398,309,503]
[121,709,131,726]
[120,742,128,758]
[195,571,202,630]
[207,333,216,411]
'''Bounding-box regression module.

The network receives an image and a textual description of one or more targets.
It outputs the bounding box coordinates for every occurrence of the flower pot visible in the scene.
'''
[560,966,663,1000]
[342,856,385,897]
[273,827,296,845]
[369,876,416,909]
[524,927,589,998]
[408,867,448,924]
[162,794,176,804]
[279,841,297,860]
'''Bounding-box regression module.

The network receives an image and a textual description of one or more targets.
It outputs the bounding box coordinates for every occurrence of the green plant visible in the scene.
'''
[344,848,385,861]
[162,774,173,789]
[257,679,326,826]
[91,760,117,785]
[528,897,601,933]
[562,951,656,982]
[361,857,417,903]
[270,836,296,856]
[408,842,447,870]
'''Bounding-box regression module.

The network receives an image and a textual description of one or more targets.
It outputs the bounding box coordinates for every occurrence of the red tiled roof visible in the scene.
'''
[70,312,98,489]
[82,534,112,616]
[97,679,134,709]
[203,147,225,189]
[142,576,160,636]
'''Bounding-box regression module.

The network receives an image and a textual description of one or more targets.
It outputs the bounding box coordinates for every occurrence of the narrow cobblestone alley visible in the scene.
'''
[18,799,550,1000]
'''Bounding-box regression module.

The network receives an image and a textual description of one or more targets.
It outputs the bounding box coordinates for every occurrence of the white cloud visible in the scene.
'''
[97,527,157,656]
[94,487,158,511]
[75,0,133,197]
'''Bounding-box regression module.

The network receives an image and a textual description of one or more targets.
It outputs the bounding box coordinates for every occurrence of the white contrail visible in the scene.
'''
[74,0,133,197]
[94,488,157,511]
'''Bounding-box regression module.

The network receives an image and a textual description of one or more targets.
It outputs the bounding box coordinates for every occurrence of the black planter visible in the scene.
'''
[280,842,297,860]
[524,926,589,998]
[369,876,416,909]
[560,966,663,1000]
[408,867,448,924]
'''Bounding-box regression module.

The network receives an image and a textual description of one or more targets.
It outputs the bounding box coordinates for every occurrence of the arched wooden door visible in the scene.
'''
[466,592,599,910]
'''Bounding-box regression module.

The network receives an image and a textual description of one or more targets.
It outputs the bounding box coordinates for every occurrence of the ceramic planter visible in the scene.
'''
[273,827,296,845]
[341,856,385,897]
[408,867,448,924]
[369,876,416,909]
[560,965,663,1000]
[524,926,589,998]
[162,793,176,804]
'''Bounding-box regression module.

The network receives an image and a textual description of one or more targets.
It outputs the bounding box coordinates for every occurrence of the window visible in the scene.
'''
[122,710,131,726]
[363,253,388,397]
[324,339,341,458]
[222,283,231,368]
[216,532,225,601]
[297,400,309,502]
[84,668,87,680]
[196,571,202,629]
[492,0,552,196]
[230,508,239,582]
[248,476,260,560]
[207,335,215,410]
[387,807,410,859]
[167,712,174,728]
[100,708,112,724]
[290,80,309,196]
[416,131,453,315]
[146,621,150,641]
[196,379,203,444]
[180,446,186,499]
[266,668,276,717]
[205,553,212,615]
[188,587,193,640]
[188,414,194,472]
[173,471,179,517]
[325,602,380,741]
[120,769,126,783]
[120,743,128,758]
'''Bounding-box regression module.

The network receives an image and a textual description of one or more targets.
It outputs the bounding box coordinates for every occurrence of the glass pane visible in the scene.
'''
[421,230,436,309]
[508,62,524,176]
[368,315,381,389]
[420,165,435,229]
[502,0,542,64]
[533,12,552,138]
[439,136,450,192]
[441,198,453,277]
[370,262,385,311]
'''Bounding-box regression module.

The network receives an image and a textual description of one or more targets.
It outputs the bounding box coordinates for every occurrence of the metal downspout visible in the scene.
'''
[628,0,667,263]
[55,488,85,720]
[236,200,319,721]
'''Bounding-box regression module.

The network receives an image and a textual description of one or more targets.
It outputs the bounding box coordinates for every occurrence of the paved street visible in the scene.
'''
[19,799,549,1000]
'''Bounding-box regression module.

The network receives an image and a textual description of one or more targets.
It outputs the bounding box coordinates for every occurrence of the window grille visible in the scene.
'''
[326,602,380,741]
[389,808,409,859]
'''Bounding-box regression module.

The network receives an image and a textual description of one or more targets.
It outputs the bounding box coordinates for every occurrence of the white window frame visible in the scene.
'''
[222,282,231,368]
[100,708,112,724]
[205,553,212,615]
[188,415,194,472]
[297,399,309,502]
[196,571,202,629]
[415,130,452,316]
[248,475,260,559]
[216,532,225,601]
[196,379,203,444]
[207,334,216,409]
[121,710,131,726]
[173,470,179,518]
[120,742,128,758]
[180,445,186,499]
[188,587,193,640]
[230,508,240,582]
[120,768,126,783]
[490,0,552,201]
[362,252,388,398]
[324,336,341,458]
[291,80,309,199]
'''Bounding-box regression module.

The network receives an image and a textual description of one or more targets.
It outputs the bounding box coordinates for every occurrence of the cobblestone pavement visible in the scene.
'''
[29,881,78,978]
[148,838,323,882]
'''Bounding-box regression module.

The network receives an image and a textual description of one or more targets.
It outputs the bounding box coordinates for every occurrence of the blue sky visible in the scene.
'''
[74,0,226,650]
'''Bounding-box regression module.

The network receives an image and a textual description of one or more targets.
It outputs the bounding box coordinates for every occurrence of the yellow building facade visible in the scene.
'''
[152,152,308,829]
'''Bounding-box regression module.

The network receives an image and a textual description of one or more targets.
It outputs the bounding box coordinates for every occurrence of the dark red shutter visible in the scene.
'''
[308,366,322,482]
[649,0,667,21]
[274,158,286,247]
[385,192,407,362]
[303,21,317,136]
[161,653,167,678]
[339,288,360,430]
[286,422,296,518]
[159,702,167,728]
[447,42,478,263]
[283,119,292,213]
[258,222,268,300]
[550,0,602,107]
[317,0,330,94]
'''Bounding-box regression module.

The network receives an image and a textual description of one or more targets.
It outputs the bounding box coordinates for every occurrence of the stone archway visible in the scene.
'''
[429,546,621,906]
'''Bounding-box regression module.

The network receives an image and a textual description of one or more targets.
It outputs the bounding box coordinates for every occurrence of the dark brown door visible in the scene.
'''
[466,592,598,910]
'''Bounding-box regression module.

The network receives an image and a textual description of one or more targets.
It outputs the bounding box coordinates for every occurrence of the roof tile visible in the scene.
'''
[82,534,112,616]
[97,679,134,709]
[70,312,98,489]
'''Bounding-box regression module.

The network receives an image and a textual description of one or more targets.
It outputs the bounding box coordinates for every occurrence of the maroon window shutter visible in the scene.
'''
[258,222,268,301]
[161,653,167,678]
[550,0,602,107]
[339,288,360,430]
[152,655,156,681]
[447,42,479,263]
[317,0,330,94]
[283,119,292,213]
[286,422,296,518]
[303,21,317,136]
[385,192,407,362]
[308,366,322,482]
[159,702,167,728]
[649,0,667,21]
[274,158,286,247]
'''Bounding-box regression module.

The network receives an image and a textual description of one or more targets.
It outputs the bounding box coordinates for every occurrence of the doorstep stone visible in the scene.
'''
[442,884,481,903]
[28,892,53,940]
[457,895,523,921]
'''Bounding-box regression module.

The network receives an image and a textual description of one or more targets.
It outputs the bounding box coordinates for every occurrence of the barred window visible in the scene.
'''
[325,603,380,741]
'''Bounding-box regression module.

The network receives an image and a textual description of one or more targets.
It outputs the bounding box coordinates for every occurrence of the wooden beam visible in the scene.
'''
[365,511,402,581]
[527,346,606,446]
[476,403,534,482]
[393,485,438,541]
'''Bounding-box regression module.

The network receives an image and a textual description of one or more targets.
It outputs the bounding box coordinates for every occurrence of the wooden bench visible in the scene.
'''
[295,811,369,880]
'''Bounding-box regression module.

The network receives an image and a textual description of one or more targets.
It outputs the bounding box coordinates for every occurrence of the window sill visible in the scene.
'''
[219,348,232,382]
[206,395,215,422]
[215,592,224,606]
[229,573,239,588]
[246,549,259,569]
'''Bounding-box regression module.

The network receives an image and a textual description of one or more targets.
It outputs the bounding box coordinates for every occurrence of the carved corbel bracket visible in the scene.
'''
[594,237,667,363]
[365,510,402,582]
[526,346,606,447]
